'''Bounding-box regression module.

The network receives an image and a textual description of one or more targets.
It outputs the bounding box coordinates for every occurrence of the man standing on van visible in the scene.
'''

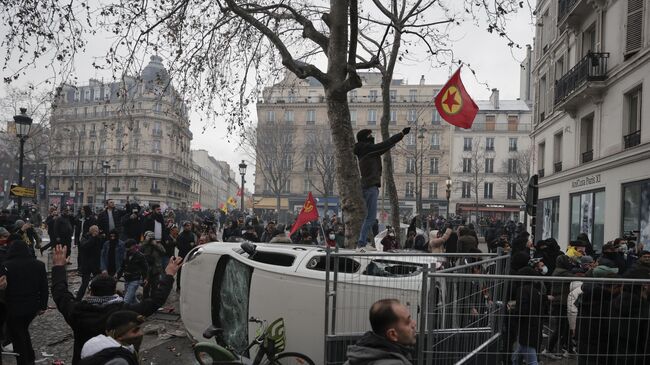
[344,299,416,365]
[354,128,410,250]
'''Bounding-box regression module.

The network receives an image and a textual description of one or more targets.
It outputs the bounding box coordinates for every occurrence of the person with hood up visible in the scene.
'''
[140,231,166,299]
[344,299,415,365]
[79,310,143,365]
[51,245,180,365]
[100,229,125,277]
[601,241,627,275]
[117,239,148,304]
[0,241,48,365]
[354,127,410,251]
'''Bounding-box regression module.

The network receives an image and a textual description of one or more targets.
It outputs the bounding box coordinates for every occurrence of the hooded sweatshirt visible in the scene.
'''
[81,334,134,358]
[343,331,413,365]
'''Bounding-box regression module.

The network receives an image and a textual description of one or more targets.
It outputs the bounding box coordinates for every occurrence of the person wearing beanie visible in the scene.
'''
[51,245,180,365]
[354,127,410,250]
[79,310,144,364]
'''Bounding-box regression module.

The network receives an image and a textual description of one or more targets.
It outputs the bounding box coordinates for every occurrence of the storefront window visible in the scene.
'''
[570,189,605,252]
[622,179,650,247]
[536,197,559,240]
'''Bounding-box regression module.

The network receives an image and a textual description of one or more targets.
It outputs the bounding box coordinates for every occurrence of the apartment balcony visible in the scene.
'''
[624,130,641,149]
[150,188,161,194]
[557,0,592,31]
[129,187,138,192]
[538,169,545,178]
[554,161,563,173]
[112,187,121,192]
[582,150,593,163]
[554,53,609,110]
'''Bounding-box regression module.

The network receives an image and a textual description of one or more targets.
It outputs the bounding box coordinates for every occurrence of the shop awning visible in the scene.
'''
[253,197,289,209]
[456,204,521,213]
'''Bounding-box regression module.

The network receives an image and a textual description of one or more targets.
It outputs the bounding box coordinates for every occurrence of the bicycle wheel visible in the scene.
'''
[266,352,315,365]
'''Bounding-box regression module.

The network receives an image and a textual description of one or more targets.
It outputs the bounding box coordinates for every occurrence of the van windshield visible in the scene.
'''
[363,259,424,277]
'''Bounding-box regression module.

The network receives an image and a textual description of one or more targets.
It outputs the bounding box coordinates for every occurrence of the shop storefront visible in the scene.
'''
[569,189,605,253]
[536,196,560,241]
[622,178,650,246]
[455,203,522,222]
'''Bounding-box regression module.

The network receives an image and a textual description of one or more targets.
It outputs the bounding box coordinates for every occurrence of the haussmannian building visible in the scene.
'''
[531,0,650,251]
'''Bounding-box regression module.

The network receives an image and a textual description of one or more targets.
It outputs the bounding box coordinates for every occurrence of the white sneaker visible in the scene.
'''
[541,349,561,360]
[356,246,377,252]
[2,343,13,352]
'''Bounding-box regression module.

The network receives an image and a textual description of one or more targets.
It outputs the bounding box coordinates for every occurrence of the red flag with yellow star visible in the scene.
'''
[434,68,479,129]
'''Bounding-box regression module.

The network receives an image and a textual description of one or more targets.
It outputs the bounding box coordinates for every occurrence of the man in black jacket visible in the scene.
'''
[97,199,122,236]
[77,225,104,300]
[53,207,75,262]
[354,128,409,250]
[121,205,143,241]
[51,244,181,365]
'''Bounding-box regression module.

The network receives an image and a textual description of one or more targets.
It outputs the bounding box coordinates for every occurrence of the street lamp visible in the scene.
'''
[13,108,33,211]
[238,160,247,213]
[102,161,111,204]
[445,176,452,220]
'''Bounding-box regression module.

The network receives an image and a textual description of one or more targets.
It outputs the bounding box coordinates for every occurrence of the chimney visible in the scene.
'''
[419,75,425,85]
[489,88,500,109]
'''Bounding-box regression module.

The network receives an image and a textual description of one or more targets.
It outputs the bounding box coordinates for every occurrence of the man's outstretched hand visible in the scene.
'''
[402,127,411,135]
[165,256,183,276]
[53,245,67,267]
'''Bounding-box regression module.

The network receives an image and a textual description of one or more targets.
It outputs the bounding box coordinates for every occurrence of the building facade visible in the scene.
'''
[191,150,239,210]
[49,56,194,210]
[450,89,533,222]
[531,0,650,251]
[255,72,452,221]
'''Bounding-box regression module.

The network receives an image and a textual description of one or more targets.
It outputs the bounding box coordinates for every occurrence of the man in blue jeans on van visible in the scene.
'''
[354,127,410,250]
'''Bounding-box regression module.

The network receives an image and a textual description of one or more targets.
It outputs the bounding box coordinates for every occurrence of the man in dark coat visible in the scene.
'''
[77,225,103,300]
[74,205,96,247]
[511,265,547,365]
[0,241,48,365]
[97,199,122,236]
[354,128,409,249]
[176,222,197,292]
[51,244,180,365]
[142,204,169,244]
[53,207,75,261]
[260,221,278,243]
[121,205,143,241]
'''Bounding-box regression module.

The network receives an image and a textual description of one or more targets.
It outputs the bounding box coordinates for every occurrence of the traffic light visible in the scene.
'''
[525,174,538,217]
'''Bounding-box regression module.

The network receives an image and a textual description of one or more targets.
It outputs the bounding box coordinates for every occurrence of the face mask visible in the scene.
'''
[540,265,548,275]
[328,234,336,240]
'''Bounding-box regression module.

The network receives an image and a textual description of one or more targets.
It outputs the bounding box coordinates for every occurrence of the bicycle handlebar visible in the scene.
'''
[248,316,264,324]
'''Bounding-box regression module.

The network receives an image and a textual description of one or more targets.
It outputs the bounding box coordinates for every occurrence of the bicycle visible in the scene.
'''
[193,316,315,365]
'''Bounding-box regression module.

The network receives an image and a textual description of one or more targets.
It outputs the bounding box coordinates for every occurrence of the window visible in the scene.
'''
[305,256,360,273]
[430,157,439,174]
[368,109,377,125]
[580,114,594,163]
[305,155,314,171]
[282,179,291,193]
[507,183,517,199]
[104,86,111,100]
[555,56,565,81]
[485,115,496,130]
[405,182,415,198]
[349,90,358,102]
[485,137,494,151]
[129,159,137,169]
[582,24,596,56]
[484,182,493,199]
[430,133,440,149]
[432,108,441,124]
[93,106,97,116]
[570,189,605,253]
[507,159,518,173]
[406,133,416,145]
[266,110,275,123]
[153,121,162,136]
[462,182,471,198]
[130,178,137,189]
[507,115,519,131]
[406,158,415,173]
[152,140,162,153]
[390,90,397,102]
[429,182,438,199]
[390,110,397,124]
[89,141,95,153]
[350,110,357,125]
[463,137,472,151]
[622,179,650,241]
[538,142,546,176]
[306,110,315,124]
[98,141,106,154]
[116,140,123,151]
[624,86,642,148]
[303,179,311,193]
[409,89,417,102]
[625,0,644,56]
[84,88,91,101]
[94,87,100,101]
[553,132,563,172]
[509,137,518,151]
[539,75,547,121]
[287,90,296,103]
[536,197,560,240]
[151,178,159,189]
[281,154,292,169]
[284,110,294,123]
[369,90,378,102]
[74,89,80,101]
[407,109,417,123]
[462,158,472,173]
[485,158,494,173]
[152,160,161,171]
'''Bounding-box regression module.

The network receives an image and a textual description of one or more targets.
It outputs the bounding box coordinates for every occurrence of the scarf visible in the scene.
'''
[83,294,124,307]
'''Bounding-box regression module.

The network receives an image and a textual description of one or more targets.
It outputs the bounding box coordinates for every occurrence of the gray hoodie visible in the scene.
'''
[344,331,413,365]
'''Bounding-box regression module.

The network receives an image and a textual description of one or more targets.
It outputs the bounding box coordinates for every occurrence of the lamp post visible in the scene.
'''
[13,108,33,211]
[102,161,111,204]
[445,176,452,220]
[64,126,83,212]
[238,160,247,213]
[416,127,427,224]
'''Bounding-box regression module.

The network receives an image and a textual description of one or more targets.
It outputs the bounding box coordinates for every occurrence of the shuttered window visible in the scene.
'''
[625,0,644,56]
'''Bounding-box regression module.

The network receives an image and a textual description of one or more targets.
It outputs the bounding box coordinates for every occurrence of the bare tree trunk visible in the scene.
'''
[275,193,281,224]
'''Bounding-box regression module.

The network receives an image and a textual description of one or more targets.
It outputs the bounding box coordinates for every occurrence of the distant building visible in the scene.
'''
[191,150,239,210]
[49,56,193,210]
[531,0,650,250]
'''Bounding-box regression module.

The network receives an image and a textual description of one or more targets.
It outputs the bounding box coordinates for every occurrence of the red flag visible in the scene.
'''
[289,192,319,236]
[236,188,243,197]
[434,68,479,129]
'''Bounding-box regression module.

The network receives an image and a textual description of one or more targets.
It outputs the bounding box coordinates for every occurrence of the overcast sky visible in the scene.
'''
[0,3,535,190]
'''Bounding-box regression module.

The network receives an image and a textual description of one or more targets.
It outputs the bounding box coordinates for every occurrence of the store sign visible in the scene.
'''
[571,174,601,188]
[485,204,505,208]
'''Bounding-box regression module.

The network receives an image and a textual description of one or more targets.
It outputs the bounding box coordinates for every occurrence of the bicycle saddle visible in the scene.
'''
[203,325,224,339]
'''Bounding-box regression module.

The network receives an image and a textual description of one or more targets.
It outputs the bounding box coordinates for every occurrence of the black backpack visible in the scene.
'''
[78,346,139,365]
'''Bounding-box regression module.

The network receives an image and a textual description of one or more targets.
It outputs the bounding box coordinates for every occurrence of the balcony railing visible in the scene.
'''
[582,150,593,163]
[455,123,532,132]
[538,169,545,178]
[624,130,641,149]
[150,188,161,194]
[554,161,563,173]
[558,0,579,23]
[555,52,609,105]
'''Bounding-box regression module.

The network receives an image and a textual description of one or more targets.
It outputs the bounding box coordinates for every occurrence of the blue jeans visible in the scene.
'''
[511,342,538,365]
[358,186,379,247]
[161,256,170,271]
[124,280,141,304]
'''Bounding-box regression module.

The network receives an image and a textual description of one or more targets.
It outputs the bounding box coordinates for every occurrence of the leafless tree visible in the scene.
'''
[498,148,532,224]
[457,138,486,223]
[304,126,336,216]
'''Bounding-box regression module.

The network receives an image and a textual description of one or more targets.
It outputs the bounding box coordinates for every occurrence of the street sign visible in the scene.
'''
[9,185,36,198]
